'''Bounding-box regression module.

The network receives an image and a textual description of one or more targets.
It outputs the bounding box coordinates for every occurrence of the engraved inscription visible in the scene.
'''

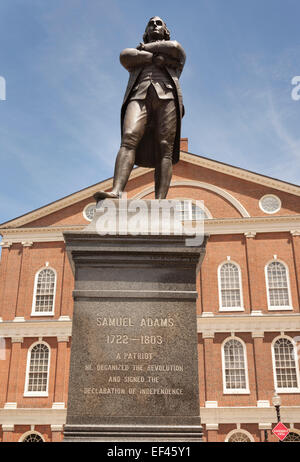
[80,313,186,399]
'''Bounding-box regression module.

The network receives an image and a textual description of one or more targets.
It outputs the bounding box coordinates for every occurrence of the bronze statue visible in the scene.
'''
[95,16,186,201]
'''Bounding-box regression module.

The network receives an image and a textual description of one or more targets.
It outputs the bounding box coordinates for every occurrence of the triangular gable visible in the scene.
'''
[1,150,300,229]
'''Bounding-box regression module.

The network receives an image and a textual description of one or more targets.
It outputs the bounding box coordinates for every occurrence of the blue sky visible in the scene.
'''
[0,0,300,225]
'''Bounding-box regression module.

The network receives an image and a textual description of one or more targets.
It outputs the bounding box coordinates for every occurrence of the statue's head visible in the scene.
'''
[143,16,170,43]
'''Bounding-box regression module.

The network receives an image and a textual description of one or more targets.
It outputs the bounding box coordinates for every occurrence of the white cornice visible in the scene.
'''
[0,408,67,425]
[1,216,300,243]
[3,312,298,338]
[0,406,298,426]
[180,152,300,197]
[197,312,300,334]
[0,319,72,338]
[200,406,300,424]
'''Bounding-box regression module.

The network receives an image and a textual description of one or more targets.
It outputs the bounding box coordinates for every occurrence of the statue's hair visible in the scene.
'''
[143,17,170,43]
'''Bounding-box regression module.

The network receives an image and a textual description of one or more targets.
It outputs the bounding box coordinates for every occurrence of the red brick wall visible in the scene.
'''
[1,157,299,442]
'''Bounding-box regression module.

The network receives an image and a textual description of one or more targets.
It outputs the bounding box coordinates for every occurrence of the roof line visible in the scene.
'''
[181,150,300,189]
[1,151,299,228]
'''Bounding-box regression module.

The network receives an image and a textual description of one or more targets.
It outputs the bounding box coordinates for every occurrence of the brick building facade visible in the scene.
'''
[1,139,300,442]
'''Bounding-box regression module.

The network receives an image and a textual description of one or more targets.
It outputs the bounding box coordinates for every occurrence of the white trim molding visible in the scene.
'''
[257,400,270,408]
[52,402,65,410]
[259,423,272,430]
[83,202,96,222]
[51,424,64,432]
[197,312,300,334]
[0,407,67,426]
[1,216,300,244]
[4,402,17,410]
[218,260,244,312]
[271,335,300,394]
[31,266,57,317]
[201,405,300,425]
[19,430,45,442]
[0,318,72,338]
[259,194,282,215]
[225,428,255,442]
[205,401,218,408]
[221,336,250,395]
[2,424,15,432]
[205,423,219,431]
[24,341,51,398]
[179,151,300,197]
[265,259,293,311]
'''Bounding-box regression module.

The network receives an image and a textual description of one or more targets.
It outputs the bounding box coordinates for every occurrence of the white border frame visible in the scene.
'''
[271,335,300,394]
[265,259,293,311]
[259,194,281,214]
[31,267,57,317]
[218,260,244,312]
[19,430,45,442]
[221,336,250,395]
[83,202,96,222]
[170,197,213,220]
[24,341,51,397]
[225,429,254,442]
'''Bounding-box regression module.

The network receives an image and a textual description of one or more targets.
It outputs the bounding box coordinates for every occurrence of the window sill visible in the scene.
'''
[275,389,300,394]
[223,390,250,395]
[24,392,49,397]
[268,306,293,311]
[30,312,55,317]
[219,307,244,312]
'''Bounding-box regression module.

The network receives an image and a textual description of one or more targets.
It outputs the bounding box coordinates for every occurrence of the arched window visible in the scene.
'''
[284,431,300,442]
[272,337,300,392]
[218,262,243,311]
[225,430,254,442]
[32,268,56,315]
[20,431,44,442]
[222,338,249,393]
[24,343,50,396]
[176,200,209,221]
[265,261,292,310]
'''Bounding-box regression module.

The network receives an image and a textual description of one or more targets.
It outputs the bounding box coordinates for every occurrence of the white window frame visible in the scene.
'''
[173,197,213,220]
[265,260,293,311]
[218,261,244,312]
[31,267,57,316]
[83,202,96,222]
[24,341,51,397]
[221,336,250,394]
[225,429,254,442]
[271,335,300,394]
[19,430,45,442]
[259,194,281,214]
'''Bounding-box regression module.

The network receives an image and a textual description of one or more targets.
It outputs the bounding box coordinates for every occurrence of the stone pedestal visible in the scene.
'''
[63,199,207,442]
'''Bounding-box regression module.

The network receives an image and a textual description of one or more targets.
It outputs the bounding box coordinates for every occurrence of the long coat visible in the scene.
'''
[120,59,185,168]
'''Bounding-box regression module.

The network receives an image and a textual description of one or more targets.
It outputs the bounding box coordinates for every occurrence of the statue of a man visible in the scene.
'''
[95,16,186,201]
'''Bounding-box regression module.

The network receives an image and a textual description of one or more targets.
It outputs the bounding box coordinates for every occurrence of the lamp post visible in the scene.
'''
[272,391,282,442]
[272,391,281,423]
